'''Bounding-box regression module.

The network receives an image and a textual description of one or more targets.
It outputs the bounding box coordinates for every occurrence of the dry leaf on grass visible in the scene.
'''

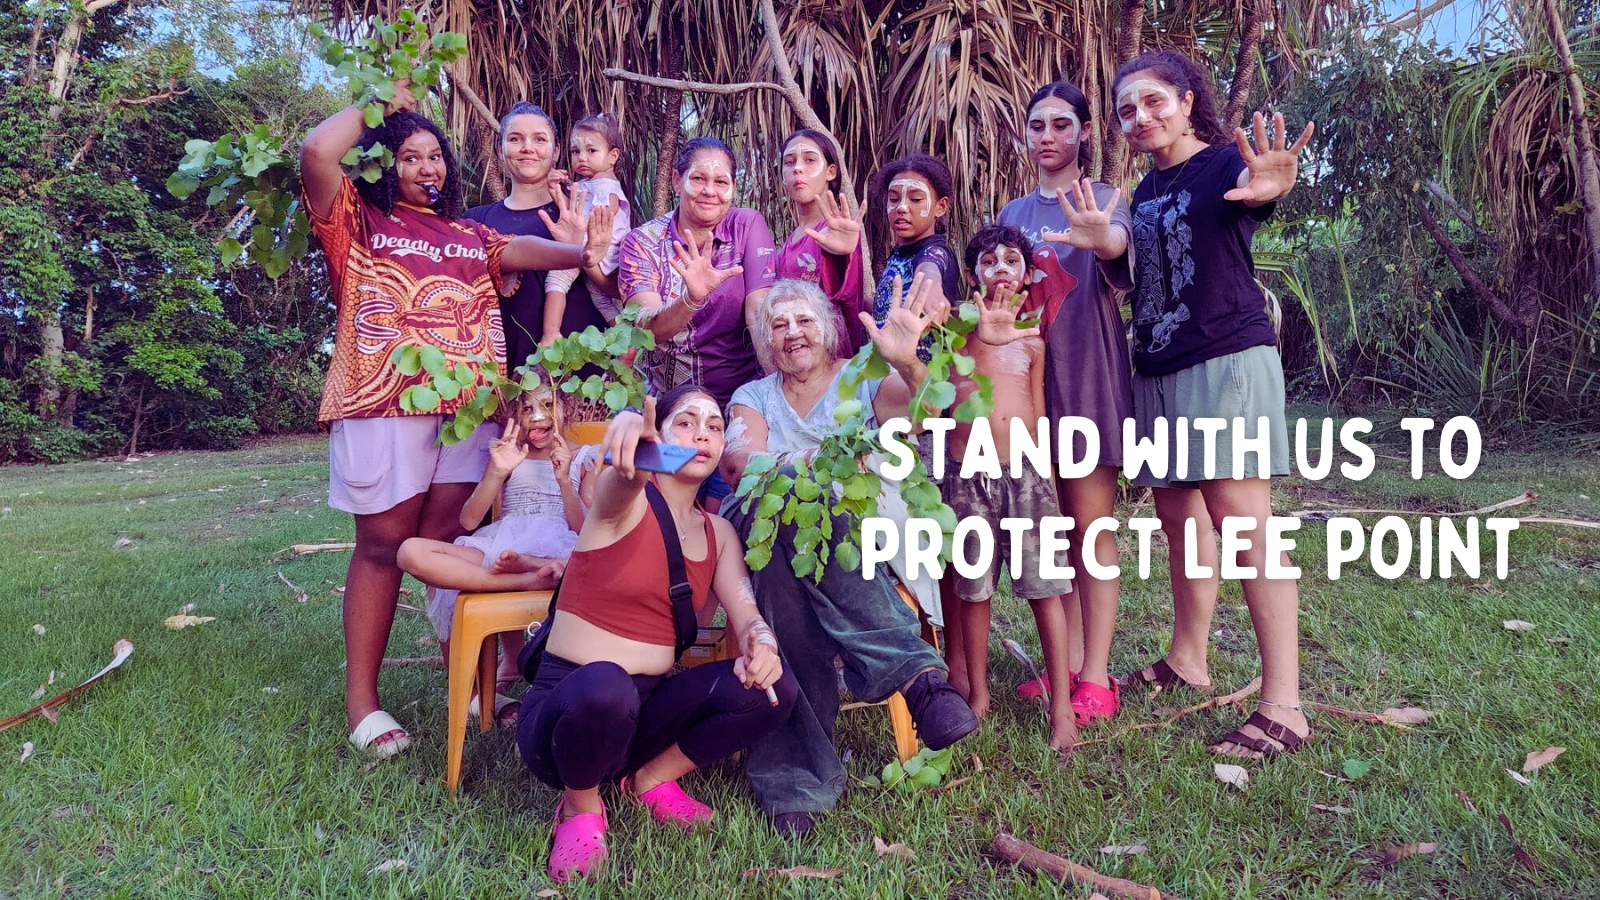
[163,615,216,630]
[47,671,55,685]
[741,865,846,879]
[30,684,46,700]
[31,624,45,636]
[113,538,133,549]
[1098,842,1147,855]
[1502,620,1536,632]
[39,707,58,723]
[534,890,563,899]
[368,859,406,874]
[1505,769,1532,786]
[1497,813,1540,870]
[874,836,915,860]
[1368,841,1438,865]
[1453,788,1477,813]
[20,742,34,763]
[1522,747,1566,772]
[1382,707,1433,725]
[1312,804,1352,815]
[1214,763,1250,790]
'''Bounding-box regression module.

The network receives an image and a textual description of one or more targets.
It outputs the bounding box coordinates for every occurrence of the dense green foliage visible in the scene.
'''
[0,4,341,463]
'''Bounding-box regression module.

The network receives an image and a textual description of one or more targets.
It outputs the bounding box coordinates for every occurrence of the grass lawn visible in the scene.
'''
[2,430,1597,899]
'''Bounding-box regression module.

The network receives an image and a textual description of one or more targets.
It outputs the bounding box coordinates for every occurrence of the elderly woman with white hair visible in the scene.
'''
[719,276,978,837]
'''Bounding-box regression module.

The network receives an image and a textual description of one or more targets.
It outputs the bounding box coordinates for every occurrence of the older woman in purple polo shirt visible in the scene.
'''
[618,137,777,413]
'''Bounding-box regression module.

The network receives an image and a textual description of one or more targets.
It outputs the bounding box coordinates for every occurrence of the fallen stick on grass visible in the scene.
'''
[1292,491,1534,519]
[381,656,444,668]
[1,640,134,734]
[275,571,308,603]
[271,541,355,561]
[1073,677,1261,749]
[991,833,1186,900]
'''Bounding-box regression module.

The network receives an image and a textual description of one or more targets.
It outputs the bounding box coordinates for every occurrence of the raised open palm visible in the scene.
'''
[1043,179,1123,254]
[490,419,529,474]
[541,184,591,246]
[973,282,1041,345]
[1224,111,1315,204]
[669,236,743,304]
[804,191,864,256]
[861,273,936,369]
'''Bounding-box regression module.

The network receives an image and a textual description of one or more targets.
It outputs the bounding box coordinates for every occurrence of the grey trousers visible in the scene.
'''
[725,491,945,816]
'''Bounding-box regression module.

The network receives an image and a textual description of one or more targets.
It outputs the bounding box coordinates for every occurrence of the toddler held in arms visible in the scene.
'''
[397,379,592,725]
[939,224,1079,752]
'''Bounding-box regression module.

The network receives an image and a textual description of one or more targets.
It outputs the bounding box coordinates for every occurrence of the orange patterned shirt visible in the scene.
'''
[309,177,511,423]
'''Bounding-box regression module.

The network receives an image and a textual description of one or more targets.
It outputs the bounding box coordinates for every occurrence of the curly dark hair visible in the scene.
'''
[353,111,466,218]
[963,223,1034,280]
[1112,51,1229,146]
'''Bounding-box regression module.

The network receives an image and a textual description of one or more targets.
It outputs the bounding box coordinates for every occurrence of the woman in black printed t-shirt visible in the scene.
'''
[1111,50,1316,762]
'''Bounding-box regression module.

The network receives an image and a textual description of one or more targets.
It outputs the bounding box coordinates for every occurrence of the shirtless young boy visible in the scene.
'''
[940,223,1078,752]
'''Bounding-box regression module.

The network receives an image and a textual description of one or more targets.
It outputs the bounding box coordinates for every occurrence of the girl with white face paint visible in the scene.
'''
[543,112,634,331]
[1109,50,1317,764]
[775,129,870,355]
[868,155,960,356]
[988,81,1136,740]
[513,383,795,882]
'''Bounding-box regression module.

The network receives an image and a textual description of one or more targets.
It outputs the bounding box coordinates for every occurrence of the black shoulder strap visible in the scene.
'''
[644,481,697,660]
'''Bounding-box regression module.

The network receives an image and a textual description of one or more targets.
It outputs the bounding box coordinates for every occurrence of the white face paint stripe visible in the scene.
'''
[686,156,735,203]
[663,397,723,447]
[888,177,933,218]
[1027,107,1081,147]
[1116,79,1180,134]
[979,245,1025,283]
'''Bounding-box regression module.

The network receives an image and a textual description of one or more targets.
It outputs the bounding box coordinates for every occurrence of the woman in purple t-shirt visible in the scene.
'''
[617,136,777,412]
[993,80,1134,729]
[774,129,868,355]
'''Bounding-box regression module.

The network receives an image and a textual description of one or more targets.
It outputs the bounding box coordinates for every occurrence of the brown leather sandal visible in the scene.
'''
[1212,711,1309,759]
[1120,658,1209,692]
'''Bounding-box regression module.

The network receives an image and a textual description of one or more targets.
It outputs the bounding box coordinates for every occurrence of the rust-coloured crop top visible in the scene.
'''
[556,503,719,647]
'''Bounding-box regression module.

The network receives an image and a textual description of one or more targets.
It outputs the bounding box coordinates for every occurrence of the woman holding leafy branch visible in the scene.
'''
[719,274,978,837]
[299,78,615,759]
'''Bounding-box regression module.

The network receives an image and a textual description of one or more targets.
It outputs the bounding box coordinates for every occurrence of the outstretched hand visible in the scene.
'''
[668,236,743,305]
[973,282,1041,345]
[581,196,619,268]
[541,184,591,246]
[1043,178,1123,255]
[489,418,529,475]
[597,394,658,480]
[1224,111,1315,204]
[861,273,936,370]
[803,191,864,257]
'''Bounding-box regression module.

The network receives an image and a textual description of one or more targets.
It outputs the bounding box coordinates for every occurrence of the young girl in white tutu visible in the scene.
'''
[398,379,591,724]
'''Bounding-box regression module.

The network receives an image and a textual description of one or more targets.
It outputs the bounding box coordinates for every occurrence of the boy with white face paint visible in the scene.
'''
[939,224,1077,752]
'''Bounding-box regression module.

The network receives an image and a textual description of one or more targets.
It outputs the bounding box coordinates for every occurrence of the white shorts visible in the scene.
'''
[327,416,492,515]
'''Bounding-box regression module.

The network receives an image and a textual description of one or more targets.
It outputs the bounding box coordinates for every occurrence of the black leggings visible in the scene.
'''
[516,652,798,791]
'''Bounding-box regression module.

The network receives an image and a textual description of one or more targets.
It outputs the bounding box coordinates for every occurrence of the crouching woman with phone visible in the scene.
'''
[516,383,799,883]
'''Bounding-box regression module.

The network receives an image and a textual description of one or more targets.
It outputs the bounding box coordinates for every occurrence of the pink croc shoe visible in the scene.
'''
[1016,669,1078,702]
[634,780,715,829]
[1070,677,1121,726]
[548,798,608,883]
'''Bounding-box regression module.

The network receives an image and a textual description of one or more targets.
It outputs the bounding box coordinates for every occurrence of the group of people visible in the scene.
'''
[299,48,1316,883]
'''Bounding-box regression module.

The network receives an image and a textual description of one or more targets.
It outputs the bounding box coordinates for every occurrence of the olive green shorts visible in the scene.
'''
[1130,344,1290,488]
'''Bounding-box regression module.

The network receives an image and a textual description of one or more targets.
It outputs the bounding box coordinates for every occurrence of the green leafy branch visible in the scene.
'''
[736,303,995,581]
[168,14,466,278]
[392,308,657,444]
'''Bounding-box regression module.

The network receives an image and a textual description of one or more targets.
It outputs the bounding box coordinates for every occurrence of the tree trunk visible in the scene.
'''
[1540,0,1600,304]
[652,27,683,218]
[1415,197,1532,332]
[1105,0,1146,180]
[37,0,120,424]
[24,13,44,87]
[1221,0,1269,131]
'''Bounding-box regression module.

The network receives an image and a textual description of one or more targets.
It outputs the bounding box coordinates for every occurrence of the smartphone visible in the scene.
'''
[604,441,699,474]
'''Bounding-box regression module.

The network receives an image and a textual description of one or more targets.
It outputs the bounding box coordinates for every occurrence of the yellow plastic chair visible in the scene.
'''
[444,589,552,793]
